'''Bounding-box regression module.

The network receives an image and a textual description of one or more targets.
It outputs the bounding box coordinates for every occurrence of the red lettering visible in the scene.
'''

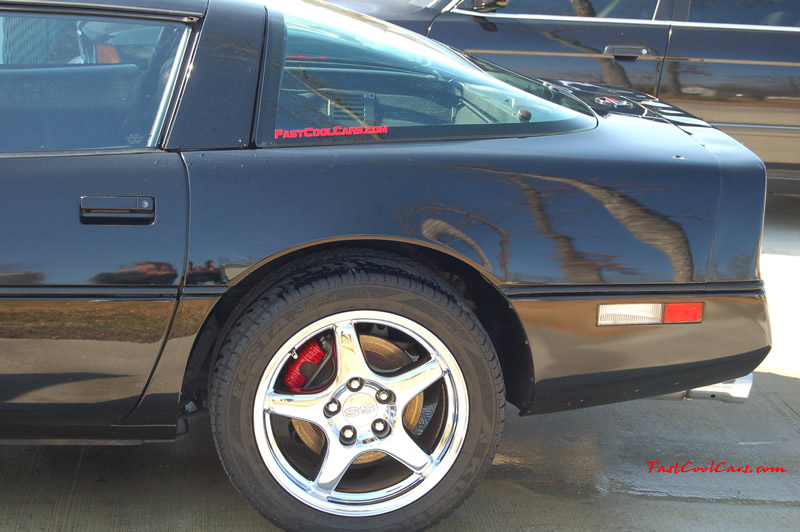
[646,461,786,474]
[274,125,390,141]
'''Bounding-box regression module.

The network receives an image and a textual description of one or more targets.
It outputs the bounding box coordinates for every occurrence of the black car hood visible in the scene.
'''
[541,80,712,130]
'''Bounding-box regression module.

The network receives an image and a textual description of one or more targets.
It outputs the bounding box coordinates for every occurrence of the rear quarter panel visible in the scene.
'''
[182,115,721,288]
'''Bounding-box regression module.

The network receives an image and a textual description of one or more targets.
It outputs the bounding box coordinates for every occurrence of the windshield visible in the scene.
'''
[259,0,595,147]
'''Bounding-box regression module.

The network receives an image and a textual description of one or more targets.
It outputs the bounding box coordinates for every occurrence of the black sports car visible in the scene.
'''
[0,0,770,530]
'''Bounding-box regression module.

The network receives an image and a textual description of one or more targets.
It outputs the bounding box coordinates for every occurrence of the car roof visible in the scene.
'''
[0,0,208,18]
[331,0,451,17]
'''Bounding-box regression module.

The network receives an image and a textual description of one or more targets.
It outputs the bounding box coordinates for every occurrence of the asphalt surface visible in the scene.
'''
[1,196,798,531]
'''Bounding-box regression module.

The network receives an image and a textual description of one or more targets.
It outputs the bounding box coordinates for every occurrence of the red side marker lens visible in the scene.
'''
[663,302,704,323]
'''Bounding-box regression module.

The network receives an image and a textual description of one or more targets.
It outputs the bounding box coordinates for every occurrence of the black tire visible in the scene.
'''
[210,252,504,531]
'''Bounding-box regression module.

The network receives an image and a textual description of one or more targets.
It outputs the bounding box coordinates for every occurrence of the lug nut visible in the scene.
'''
[371,419,391,438]
[339,425,357,445]
[325,400,340,416]
[376,389,394,404]
[347,378,364,392]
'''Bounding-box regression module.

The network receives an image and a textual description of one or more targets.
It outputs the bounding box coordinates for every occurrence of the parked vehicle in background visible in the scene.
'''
[335,0,800,194]
[0,0,771,530]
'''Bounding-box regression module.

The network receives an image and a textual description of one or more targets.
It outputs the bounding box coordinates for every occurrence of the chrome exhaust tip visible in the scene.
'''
[687,373,753,402]
[656,373,753,403]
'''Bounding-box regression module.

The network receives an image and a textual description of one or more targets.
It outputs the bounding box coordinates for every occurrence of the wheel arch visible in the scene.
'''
[179,239,535,413]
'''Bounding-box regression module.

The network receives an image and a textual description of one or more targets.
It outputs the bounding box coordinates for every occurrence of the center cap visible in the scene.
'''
[342,393,378,427]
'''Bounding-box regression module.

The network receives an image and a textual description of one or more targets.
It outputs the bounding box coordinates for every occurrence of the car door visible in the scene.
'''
[659,0,800,192]
[0,9,192,434]
[427,0,674,94]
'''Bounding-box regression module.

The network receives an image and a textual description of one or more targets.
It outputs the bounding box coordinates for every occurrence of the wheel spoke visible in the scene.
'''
[381,429,435,478]
[313,441,358,496]
[333,321,373,385]
[264,390,328,425]
[383,356,445,407]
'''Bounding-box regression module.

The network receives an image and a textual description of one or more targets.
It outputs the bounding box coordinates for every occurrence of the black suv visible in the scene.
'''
[337,0,800,193]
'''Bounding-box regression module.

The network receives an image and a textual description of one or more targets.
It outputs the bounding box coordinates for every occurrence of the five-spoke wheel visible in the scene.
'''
[255,311,467,514]
[210,253,504,531]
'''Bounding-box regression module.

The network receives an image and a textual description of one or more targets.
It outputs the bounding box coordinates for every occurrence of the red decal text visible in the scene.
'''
[647,461,786,474]
[274,125,389,140]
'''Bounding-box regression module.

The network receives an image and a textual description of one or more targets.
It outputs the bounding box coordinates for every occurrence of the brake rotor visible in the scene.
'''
[292,334,425,465]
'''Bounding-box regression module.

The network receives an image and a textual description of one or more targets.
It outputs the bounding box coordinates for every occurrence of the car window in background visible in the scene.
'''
[457,0,660,20]
[0,13,189,153]
[259,0,595,147]
[687,0,799,27]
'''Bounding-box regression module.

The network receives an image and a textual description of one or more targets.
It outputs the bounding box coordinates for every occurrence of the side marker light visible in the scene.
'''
[664,302,704,323]
[597,302,703,326]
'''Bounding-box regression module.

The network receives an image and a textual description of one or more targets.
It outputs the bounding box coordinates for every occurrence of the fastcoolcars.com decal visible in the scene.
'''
[274,125,389,139]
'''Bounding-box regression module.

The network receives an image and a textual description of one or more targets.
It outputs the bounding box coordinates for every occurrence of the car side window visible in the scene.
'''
[687,0,799,27]
[457,0,660,20]
[258,3,594,147]
[0,13,189,153]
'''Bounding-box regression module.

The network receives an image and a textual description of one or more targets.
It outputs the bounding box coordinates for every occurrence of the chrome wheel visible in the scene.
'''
[253,310,469,517]
[211,253,503,530]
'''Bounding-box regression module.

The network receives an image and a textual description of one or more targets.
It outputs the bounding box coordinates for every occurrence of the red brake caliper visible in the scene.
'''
[284,340,327,392]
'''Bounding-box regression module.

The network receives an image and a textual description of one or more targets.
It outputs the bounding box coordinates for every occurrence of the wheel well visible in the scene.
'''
[179,242,534,413]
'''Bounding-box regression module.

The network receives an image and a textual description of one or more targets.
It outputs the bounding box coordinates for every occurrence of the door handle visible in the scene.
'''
[80,195,155,225]
[603,45,653,59]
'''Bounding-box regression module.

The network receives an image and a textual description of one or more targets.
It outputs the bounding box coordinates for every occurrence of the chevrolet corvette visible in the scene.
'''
[0,0,770,530]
